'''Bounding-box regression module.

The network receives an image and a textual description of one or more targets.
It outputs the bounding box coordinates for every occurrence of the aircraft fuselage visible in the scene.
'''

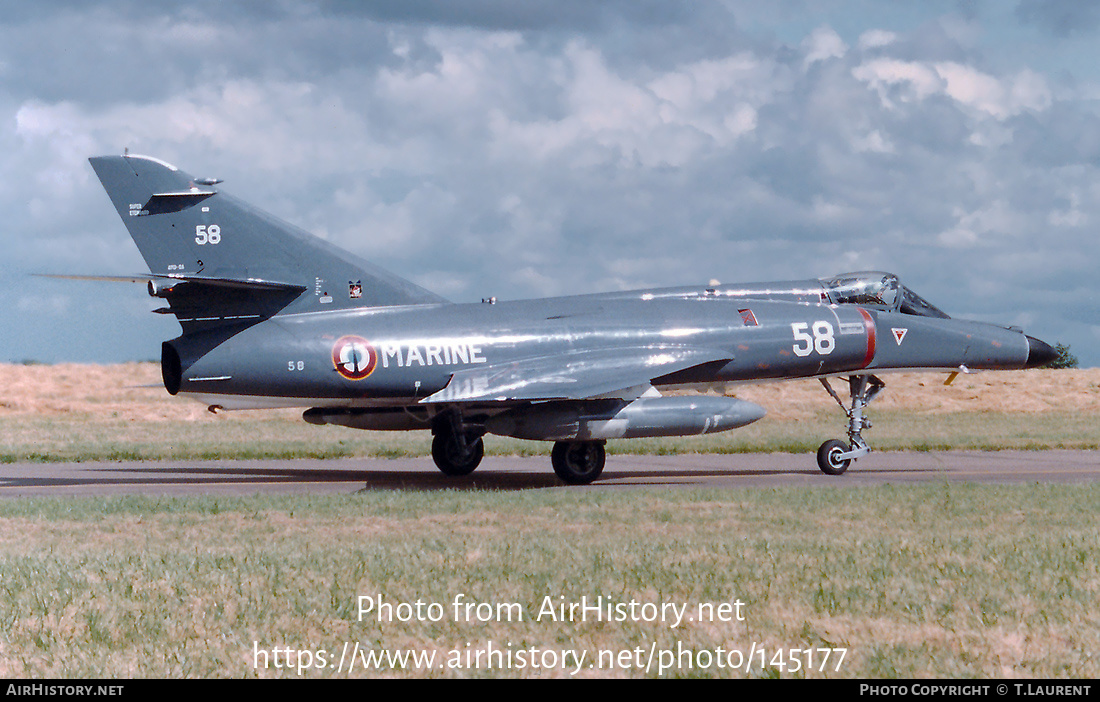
[172,286,1031,410]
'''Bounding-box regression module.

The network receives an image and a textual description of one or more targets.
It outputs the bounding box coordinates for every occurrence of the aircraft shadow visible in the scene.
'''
[0,462,954,495]
[14,464,565,492]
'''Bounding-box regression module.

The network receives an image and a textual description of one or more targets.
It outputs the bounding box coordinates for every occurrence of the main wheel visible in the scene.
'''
[551,441,606,484]
[431,433,484,476]
[817,439,851,475]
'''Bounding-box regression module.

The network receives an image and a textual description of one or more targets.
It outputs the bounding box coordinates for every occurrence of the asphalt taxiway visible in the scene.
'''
[1,450,1097,497]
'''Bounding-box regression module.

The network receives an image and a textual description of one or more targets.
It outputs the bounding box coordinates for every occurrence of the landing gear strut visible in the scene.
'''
[817,375,885,475]
[431,411,485,476]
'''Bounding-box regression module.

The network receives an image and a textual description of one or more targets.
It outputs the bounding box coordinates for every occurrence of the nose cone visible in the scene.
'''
[1026,336,1059,369]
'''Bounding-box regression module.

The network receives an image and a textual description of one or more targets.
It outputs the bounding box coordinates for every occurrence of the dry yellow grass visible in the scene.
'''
[2,363,1097,422]
[1,364,1097,462]
[728,368,1100,418]
[0,363,300,425]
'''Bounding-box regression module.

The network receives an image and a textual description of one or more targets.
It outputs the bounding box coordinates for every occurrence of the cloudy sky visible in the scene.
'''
[3,0,1099,366]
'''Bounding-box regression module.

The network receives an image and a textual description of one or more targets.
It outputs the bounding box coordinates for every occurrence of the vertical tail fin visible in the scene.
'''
[88,154,447,315]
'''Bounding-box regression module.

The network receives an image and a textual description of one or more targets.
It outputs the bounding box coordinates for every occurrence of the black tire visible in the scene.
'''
[431,433,484,476]
[817,439,851,475]
[551,441,606,484]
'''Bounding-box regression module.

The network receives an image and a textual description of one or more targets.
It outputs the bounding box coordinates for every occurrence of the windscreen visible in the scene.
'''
[898,286,950,318]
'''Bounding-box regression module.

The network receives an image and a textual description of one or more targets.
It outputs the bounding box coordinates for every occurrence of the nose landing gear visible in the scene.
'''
[817,375,885,475]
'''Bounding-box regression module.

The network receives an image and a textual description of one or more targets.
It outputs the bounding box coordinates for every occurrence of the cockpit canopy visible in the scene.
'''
[822,272,900,309]
[820,272,950,318]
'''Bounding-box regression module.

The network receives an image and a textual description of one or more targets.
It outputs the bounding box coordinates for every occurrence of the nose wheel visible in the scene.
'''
[817,439,852,475]
[817,375,885,475]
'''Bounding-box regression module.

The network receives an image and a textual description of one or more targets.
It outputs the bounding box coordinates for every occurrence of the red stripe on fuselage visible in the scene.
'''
[858,308,876,368]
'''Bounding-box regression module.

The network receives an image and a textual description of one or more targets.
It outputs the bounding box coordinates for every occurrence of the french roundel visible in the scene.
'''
[332,335,378,381]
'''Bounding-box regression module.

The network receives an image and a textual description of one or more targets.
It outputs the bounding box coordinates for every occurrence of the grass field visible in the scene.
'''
[1,486,1098,678]
[1,364,1098,678]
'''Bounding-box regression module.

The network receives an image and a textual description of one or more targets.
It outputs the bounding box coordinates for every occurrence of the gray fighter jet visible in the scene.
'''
[72,153,1057,484]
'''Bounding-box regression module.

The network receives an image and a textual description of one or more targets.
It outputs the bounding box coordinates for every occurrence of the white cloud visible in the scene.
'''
[934,63,1051,119]
[853,58,1052,120]
[802,26,847,67]
[857,29,897,50]
[487,46,775,169]
[852,58,946,106]
[851,129,894,153]
[937,201,1023,248]
[1048,192,1087,227]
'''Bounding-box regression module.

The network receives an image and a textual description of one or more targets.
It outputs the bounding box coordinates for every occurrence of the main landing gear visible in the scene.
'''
[429,410,606,484]
[431,411,485,476]
[816,375,885,475]
[551,441,606,485]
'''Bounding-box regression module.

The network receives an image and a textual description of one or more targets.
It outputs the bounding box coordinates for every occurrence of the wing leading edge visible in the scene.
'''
[423,345,734,403]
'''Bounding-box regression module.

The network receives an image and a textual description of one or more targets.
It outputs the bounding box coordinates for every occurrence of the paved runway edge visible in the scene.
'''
[1,450,1098,496]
